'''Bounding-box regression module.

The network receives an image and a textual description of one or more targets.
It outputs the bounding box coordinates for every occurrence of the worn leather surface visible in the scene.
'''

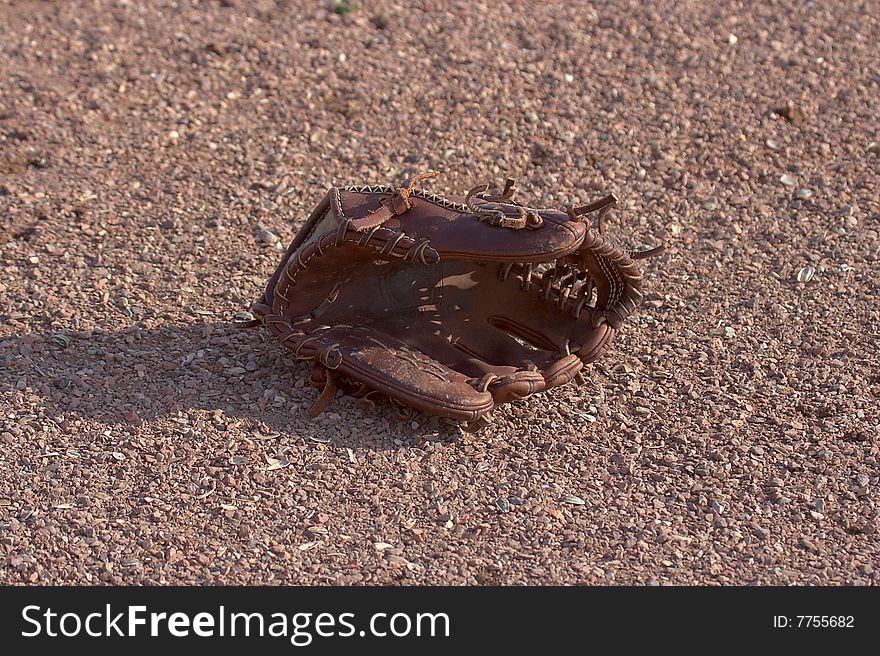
[253,177,652,425]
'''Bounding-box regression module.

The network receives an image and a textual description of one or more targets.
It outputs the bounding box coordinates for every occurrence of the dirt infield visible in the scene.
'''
[1,0,878,585]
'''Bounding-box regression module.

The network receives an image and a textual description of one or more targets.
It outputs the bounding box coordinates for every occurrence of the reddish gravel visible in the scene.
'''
[1,0,878,585]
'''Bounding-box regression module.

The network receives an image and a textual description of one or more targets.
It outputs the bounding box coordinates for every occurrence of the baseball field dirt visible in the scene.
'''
[1,0,878,585]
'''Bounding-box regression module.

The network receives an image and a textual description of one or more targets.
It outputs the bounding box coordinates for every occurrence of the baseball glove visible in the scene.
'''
[252,171,661,432]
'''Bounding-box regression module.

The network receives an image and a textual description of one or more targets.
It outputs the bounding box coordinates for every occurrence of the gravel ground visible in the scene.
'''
[1,0,878,585]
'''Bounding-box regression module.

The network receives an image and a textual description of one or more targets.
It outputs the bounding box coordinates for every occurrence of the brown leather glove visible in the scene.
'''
[252,172,662,432]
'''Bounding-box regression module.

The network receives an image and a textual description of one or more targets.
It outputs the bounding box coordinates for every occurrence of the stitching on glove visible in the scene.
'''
[344,184,472,215]
[350,170,439,231]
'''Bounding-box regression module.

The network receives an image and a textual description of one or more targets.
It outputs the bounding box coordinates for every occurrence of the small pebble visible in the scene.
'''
[257,227,279,245]
[796,265,815,283]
